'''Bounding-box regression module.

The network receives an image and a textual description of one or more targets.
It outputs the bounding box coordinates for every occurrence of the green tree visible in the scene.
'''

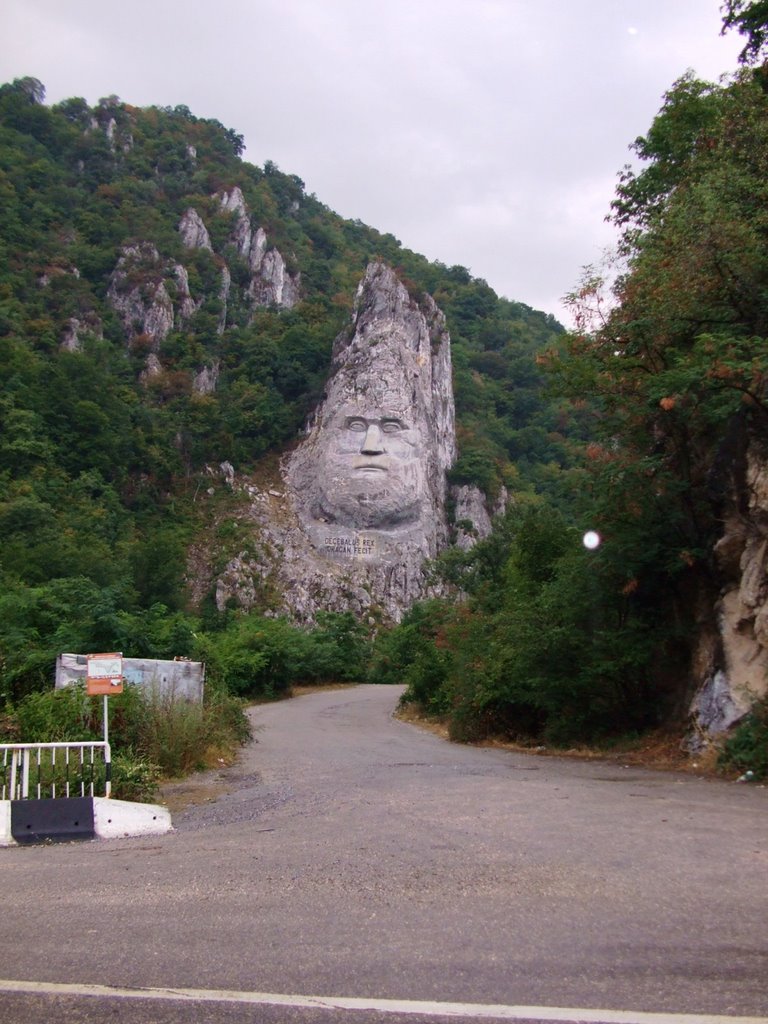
[722,1,768,65]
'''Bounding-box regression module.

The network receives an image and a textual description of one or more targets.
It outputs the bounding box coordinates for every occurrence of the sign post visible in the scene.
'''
[86,653,123,798]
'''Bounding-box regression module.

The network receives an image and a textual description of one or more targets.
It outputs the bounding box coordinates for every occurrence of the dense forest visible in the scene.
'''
[0,70,569,702]
[376,5,768,763]
[2,2,768,779]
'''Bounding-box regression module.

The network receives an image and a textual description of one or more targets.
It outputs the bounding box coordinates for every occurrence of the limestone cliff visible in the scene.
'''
[451,484,494,550]
[179,208,212,251]
[106,243,176,351]
[214,262,457,623]
[217,186,300,311]
[689,438,768,746]
[106,195,300,381]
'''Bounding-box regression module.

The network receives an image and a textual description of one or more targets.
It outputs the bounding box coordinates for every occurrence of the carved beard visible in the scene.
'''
[311,459,423,529]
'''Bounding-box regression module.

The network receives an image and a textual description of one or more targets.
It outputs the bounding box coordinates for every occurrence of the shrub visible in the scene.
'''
[1,681,251,797]
[197,612,370,697]
[370,600,455,710]
[110,750,161,802]
[718,699,768,780]
[8,684,98,741]
[134,684,251,777]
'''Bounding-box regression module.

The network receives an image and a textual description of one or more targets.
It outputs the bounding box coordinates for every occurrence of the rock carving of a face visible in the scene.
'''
[287,261,456,549]
[311,403,425,529]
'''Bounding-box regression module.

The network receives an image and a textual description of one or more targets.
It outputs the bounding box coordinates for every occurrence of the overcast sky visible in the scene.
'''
[0,1,744,325]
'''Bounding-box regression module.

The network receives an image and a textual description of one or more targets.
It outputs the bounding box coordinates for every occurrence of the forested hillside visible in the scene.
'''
[0,75,570,702]
[3,2,768,777]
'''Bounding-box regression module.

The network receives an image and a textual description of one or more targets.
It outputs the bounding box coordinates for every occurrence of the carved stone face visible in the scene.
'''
[311,404,426,529]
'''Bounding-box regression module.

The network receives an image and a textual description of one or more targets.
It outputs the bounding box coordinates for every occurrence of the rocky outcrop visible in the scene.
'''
[107,243,203,353]
[139,352,164,383]
[60,313,103,352]
[179,208,212,251]
[219,187,252,259]
[193,361,220,395]
[106,243,175,350]
[216,187,299,309]
[248,248,300,309]
[218,265,231,335]
[689,440,768,744]
[89,102,133,154]
[248,227,268,274]
[451,484,493,550]
[173,263,198,323]
[215,262,457,622]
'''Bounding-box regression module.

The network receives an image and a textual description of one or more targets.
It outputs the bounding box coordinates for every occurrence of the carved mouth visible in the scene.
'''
[353,458,389,473]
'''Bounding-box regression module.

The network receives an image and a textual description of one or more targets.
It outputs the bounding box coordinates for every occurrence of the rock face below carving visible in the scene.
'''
[216,262,457,622]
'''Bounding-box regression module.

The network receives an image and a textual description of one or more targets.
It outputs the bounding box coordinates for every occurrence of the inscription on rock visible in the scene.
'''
[324,536,377,558]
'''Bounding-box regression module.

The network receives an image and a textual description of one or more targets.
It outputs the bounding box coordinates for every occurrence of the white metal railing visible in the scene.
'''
[0,742,112,801]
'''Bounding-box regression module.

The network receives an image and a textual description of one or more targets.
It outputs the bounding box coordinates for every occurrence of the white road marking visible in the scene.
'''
[0,978,766,1023]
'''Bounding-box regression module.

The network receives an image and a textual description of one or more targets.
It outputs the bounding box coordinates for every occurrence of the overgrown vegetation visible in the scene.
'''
[376,502,674,745]
[718,697,768,779]
[0,681,251,801]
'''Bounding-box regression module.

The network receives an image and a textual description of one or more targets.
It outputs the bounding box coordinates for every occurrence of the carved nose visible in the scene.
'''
[361,423,384,454]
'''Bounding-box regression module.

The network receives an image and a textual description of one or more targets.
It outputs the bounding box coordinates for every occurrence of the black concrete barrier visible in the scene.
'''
[10,797,95,844]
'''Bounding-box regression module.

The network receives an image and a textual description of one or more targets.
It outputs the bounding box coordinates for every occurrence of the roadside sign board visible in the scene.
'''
[86,653,123,695]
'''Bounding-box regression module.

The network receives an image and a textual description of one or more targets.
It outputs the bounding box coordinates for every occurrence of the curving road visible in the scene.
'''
[0,684,767,1024]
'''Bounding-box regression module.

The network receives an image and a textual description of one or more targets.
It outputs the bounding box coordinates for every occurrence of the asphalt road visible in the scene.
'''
[1,684,767,1024]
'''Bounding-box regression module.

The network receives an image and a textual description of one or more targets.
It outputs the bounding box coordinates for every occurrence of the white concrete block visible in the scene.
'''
[0,801,13,846]
[92,798,172,839]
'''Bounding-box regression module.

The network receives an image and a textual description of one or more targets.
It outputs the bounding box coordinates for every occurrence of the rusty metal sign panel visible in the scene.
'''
[86,653,123,696]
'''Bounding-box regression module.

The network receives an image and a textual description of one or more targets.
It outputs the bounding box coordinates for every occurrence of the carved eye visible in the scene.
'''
[381,420,404,433]
[346,418,367,432]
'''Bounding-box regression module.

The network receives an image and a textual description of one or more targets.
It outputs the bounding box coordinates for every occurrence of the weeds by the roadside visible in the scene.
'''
[1,682,251,800]
[718,698,768,780]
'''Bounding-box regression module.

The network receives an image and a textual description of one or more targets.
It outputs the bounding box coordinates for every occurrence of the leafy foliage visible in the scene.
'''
[722,0,768,65]
[718,697,768,778]
[385,504,671,745]
[0,681,250,798]
[197,611,370,699]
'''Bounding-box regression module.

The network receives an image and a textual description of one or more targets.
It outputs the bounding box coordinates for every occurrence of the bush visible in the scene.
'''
[134,684,251,777]
[8,684,98,741]
[110,750,161,802]
[370,600,455,711]
[376,504,668,747]
[1,681,251,797]
[197,612,370,697]
[719,699,768,780]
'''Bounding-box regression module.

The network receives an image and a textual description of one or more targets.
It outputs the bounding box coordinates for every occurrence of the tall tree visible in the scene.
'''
[722,0,768,64]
